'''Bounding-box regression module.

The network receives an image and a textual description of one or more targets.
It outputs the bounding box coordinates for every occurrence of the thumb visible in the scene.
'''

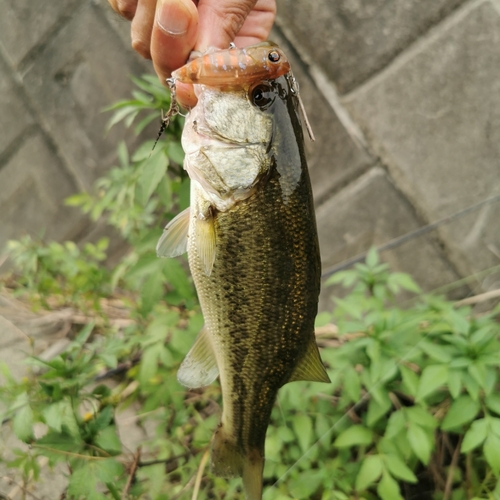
[151,0,199,80]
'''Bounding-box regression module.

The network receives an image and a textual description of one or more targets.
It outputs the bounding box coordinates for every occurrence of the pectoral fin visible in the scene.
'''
[195,208,216,276]
[156,207,190,258]
[287,338,330,384]
[177,327,219,388]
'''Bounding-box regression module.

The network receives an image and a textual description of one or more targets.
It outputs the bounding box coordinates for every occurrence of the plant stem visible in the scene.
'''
[443,435,462,500]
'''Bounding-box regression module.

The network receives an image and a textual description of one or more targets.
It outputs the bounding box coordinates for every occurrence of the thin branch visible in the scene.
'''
[2,476,43,500]
[191,449,210,500]
[138,451,191,468]
[121,447,141,500]
[31,446,107,461]
[171,474,196,500]
[444,435,463,500]
[454,288,500,307]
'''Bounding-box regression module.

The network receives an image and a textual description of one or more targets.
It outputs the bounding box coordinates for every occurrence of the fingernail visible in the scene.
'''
[156,0,190,35]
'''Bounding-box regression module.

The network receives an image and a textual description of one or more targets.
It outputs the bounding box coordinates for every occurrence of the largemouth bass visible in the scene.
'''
[157,43,330,500]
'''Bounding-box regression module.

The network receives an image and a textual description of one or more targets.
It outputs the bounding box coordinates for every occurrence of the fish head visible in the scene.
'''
[182,75,304,210]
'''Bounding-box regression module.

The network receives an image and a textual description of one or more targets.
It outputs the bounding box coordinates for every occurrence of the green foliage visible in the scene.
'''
[5,236,110,308]
[2,74,500,500]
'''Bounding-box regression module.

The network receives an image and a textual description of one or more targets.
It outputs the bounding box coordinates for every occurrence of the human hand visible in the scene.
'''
[108,0,276,107]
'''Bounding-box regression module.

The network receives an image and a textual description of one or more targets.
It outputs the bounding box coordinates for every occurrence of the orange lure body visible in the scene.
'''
[172,42,291,87]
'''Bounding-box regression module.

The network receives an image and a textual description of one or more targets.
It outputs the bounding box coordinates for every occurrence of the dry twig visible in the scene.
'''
[121,447,141,500]
[191,449,210,500]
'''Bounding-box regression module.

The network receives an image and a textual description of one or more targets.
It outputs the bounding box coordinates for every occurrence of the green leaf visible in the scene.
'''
[489,417,500,437]
[366,247,379,268]
[385,410,406,439]
[441,395,480,431]
[106,105,139,131]
[68,463,97,496]
[95,426,122,454]
[448,368,462,399]
[377,470,403,500]
[449,357,472,369]
[162,258,193,301]
[405,406,438,430]
[446,310,470,335]
[407,423,432,464]
[95,459,124,483]
[388,272,421,294]
[334,425,373,448]
[42,403,64,433]
[292,414,313,453]
[168,141,185,165]
[486,394,500,416]
[13,403,33,442]
[367,395,392,427]
[461,418,488,453]
[140,270,165,316]
[288,470,324,499]
[139,346,160,385]
[93,405,114,433]
[384,454,417,483]
[355,455,383,491]
[468,362,488,390]
[400,365,419,397]
[484,434,500,474]
[138,150,168,204]
[343,365,361,402]
[462,372,480,401]
[416,364,448,401]
[418,340,452,363]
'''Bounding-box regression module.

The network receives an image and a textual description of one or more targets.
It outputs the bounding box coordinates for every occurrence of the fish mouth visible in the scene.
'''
[183,118,269,155]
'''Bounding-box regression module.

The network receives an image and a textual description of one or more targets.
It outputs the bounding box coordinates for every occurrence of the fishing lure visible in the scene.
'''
[172,42,290,87]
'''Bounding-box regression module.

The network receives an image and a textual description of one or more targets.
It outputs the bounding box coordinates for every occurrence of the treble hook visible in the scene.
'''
[151,77,181,152]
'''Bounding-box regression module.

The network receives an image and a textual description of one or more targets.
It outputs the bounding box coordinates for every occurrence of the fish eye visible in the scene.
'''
[250,83,275,110]
[268,50,281,63]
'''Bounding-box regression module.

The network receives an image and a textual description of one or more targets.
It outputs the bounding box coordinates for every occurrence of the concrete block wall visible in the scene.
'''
[0,0,150,256]
[275,0,500,307]
[1,0,499,307]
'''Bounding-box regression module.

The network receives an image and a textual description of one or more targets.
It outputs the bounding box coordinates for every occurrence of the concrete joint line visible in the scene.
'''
[274,21,369,152]
[342,0,488,102]
[0,41,87,194]
[307,63,368,151]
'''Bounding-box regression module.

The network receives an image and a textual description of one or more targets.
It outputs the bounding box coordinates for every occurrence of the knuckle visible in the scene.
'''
[116,0,137,20]
[131,38,152,59]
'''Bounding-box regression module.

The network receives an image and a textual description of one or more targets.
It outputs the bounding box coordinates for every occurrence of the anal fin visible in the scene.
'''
[156,207,190,258]
[287,338,330,384]
[177,327,219,388]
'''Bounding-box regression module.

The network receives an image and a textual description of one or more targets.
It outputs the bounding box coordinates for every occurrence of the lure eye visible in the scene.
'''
[250,83,275,110]
[268,50,281,63]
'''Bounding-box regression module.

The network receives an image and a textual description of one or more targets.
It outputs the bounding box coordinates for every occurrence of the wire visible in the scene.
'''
[321,193,500,279]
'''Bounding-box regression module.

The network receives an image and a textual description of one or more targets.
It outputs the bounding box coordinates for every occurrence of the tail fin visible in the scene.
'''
[211,425,264,500]
[242,450,264,500]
